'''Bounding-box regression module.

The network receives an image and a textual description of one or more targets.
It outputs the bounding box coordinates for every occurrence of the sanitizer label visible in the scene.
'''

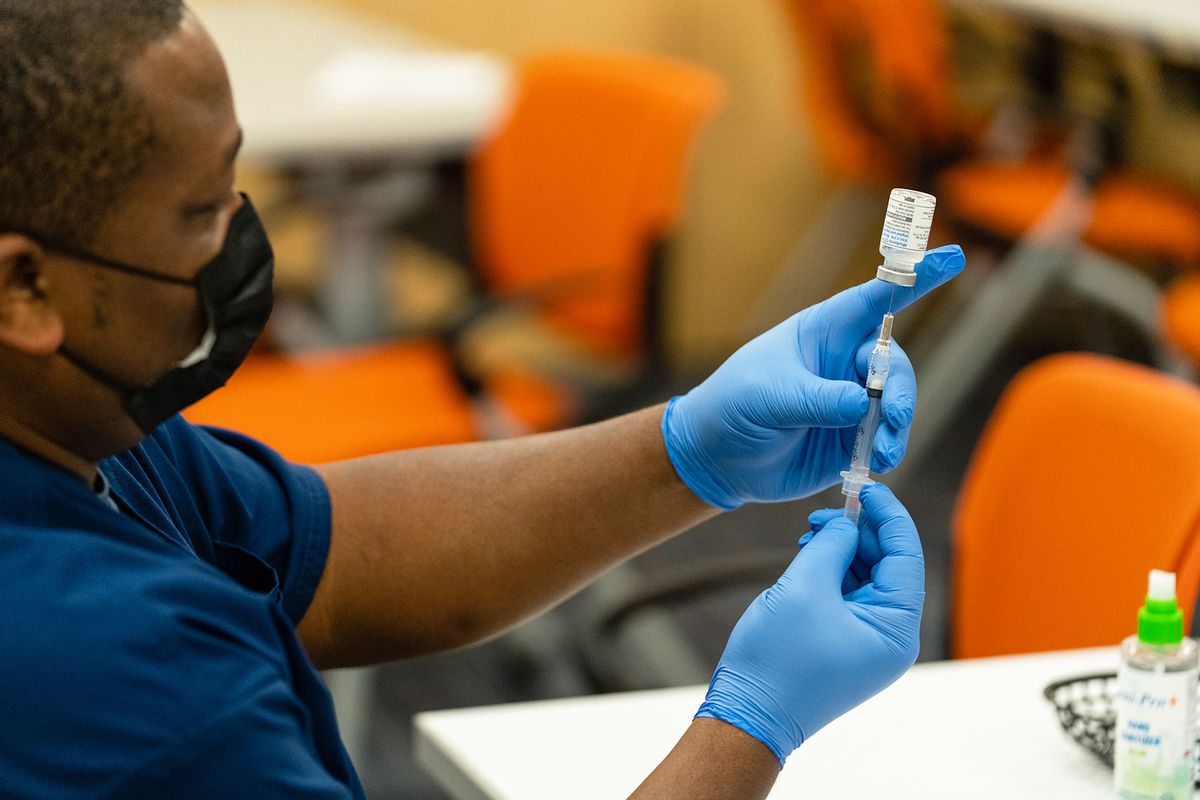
[1114,665,1197,800]
[880,192,935,252]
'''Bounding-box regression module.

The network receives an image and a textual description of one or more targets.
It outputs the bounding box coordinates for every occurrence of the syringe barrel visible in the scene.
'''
[841,310,897,525]
[848,394,883,472]
[865,342,892,392]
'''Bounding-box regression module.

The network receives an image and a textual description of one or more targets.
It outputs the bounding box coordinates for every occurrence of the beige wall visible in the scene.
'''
[322,0,827,366]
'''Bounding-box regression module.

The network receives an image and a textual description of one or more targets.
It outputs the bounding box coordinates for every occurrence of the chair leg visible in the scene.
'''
[313,167,437,344]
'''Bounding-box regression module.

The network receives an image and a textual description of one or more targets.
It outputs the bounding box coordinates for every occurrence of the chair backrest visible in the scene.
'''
[776,0,955,185]
[952,353,1200,659]
[469,49,724,356]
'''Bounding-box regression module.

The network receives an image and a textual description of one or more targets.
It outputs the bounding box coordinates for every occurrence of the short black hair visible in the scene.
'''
[0,1,186,248]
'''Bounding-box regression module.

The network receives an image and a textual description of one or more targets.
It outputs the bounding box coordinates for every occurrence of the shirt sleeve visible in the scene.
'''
[148,416,333,625]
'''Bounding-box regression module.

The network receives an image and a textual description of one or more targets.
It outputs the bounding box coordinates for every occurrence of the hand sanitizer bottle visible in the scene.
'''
[1115,569,1198,800]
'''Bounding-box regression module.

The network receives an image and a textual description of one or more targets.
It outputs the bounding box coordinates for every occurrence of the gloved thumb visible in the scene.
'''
[759,373,867,430]
[789,515,859,591]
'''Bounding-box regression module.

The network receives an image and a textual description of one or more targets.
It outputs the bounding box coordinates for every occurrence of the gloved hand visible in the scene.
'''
[695,484,925,763]
[662,244,965,509]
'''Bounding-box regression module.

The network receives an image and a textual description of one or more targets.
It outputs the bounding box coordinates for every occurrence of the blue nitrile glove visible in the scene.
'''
[803,505,887,596]
[696,484,925,763]
[662,244,965,509]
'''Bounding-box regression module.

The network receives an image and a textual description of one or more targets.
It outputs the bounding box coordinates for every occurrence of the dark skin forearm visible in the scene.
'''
[630,719,780,799]
[297,405,718,668]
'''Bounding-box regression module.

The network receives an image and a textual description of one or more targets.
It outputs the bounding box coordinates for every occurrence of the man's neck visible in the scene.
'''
[0,416,97,485]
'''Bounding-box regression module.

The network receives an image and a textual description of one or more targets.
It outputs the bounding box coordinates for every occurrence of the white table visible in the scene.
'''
[415,647,1120,799]
[945,0,1200,56]
[189,0,513,343]
[190,0,510,162]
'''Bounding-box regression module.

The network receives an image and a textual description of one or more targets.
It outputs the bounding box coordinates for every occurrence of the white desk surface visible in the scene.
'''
[189,0,511,162]
[415,647,1120,799]
[946,0,1200,55]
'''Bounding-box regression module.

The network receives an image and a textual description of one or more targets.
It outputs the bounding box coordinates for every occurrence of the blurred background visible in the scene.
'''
[182,0,1200,796]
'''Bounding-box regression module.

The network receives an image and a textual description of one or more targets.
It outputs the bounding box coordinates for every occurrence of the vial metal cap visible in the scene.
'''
[877,262,918,286]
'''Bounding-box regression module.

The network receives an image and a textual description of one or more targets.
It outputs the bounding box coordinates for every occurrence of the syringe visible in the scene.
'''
[840,312,894,524]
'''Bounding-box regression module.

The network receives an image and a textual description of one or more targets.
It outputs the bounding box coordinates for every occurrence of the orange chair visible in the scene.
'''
[939,159,1200,273]
[777,0,955,188]
[952,353,1200,659]
[775,0,1200,269]
[470,49,724,358]
[186,49,724,462]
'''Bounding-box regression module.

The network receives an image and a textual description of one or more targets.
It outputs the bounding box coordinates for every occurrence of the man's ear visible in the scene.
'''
[0,235,64,356]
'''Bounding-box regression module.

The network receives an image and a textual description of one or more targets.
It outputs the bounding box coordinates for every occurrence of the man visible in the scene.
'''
[0,2,965,798]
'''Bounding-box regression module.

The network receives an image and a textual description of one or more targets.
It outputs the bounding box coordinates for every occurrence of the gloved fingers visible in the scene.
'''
[885,244,966,317]
[859,485,925,598]
[807,507,881,593]
[815,506,884,565]
[872,341,914,473]
[846,520,883,593]
[842,549,878,594]
[842,582,875,606]
[821,245,966,340]
[750,370,868,430]
[870,425,907,474]
[856,515,884,569]
[790,515,859,592]
[806,507,841,532]
[841,562,865,595]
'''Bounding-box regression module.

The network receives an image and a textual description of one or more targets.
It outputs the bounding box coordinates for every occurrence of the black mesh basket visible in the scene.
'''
[1043,672,1200,787]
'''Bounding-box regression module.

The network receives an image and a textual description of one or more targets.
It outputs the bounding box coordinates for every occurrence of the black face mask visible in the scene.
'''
[45,194,274,433]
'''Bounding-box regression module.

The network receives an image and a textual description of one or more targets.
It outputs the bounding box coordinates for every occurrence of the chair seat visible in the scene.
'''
[940,158,1200,268]
[1163,274,1200,366]
[184,341,481,464]
[184,340,582,463]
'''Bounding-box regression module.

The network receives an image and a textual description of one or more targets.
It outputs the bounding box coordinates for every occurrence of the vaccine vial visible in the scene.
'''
[1115,569,1198,800]
[878,188,937,286]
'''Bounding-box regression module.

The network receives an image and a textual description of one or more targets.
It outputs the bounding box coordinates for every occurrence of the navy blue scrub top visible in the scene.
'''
[0,416,365,799]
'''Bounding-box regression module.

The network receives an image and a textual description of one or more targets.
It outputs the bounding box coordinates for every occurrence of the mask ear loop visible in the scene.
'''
[36,233,211,389]
[27,240,196,287]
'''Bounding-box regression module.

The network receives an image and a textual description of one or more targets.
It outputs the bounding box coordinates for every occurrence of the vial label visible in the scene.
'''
[1114,664,1197,799]
[880,190,936,252]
